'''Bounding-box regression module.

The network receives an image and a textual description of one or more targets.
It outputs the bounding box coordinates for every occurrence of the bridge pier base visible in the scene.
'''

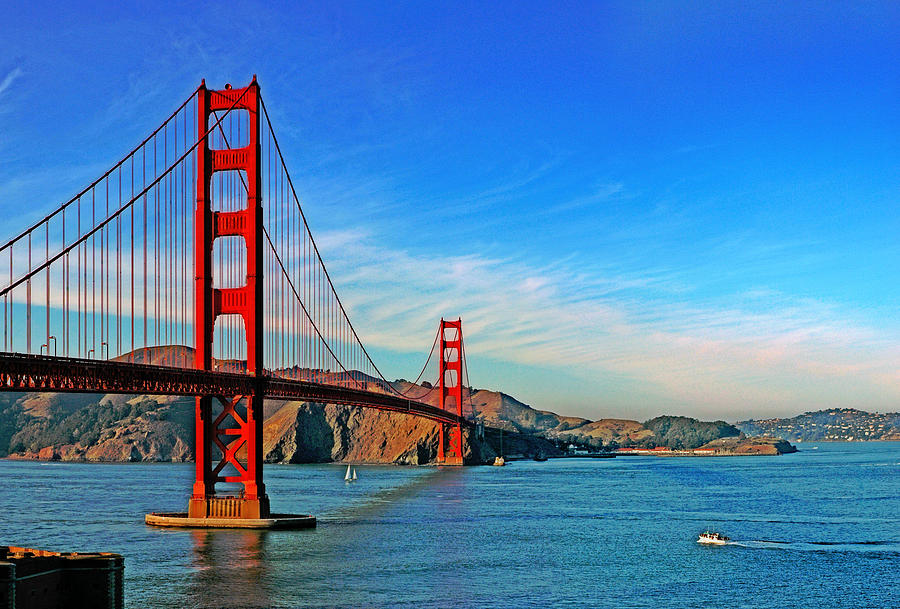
[149,489,314,530]
[187,495,271,520]
[436,422,464,465]
[145,512,316,529]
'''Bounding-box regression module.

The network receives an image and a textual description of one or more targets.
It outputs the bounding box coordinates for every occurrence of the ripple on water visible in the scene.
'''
[1,443,898,608]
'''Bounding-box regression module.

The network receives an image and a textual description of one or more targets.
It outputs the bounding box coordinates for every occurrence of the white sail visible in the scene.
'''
[344,463,352,481]
[352,468,357,480]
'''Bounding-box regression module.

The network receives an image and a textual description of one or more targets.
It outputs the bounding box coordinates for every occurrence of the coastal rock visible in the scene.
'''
[84,440,143,462]
[698,436,797,455]
[262,401,510,465]
[37,446,61,460]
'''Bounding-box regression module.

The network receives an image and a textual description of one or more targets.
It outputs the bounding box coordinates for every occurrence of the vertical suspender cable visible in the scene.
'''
[77,198,81,355]
[173,114,178,358]
[155,135,159,349]
[143,145,147,350]
[63,212,68,354]
[117,166,122,355]
[163,125,168,348]
[91,190,95,355]
[101,179,106,356]
[26,232,31,353]
[45,222,49,351]
[131,155,135,355]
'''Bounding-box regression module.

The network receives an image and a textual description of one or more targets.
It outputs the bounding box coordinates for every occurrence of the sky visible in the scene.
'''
[1,1,899,421]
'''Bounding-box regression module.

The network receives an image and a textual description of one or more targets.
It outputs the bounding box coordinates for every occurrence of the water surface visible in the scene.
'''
[1,442,897,608]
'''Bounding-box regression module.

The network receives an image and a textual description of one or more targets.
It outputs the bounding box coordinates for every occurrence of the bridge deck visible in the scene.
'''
[0,353,469,427]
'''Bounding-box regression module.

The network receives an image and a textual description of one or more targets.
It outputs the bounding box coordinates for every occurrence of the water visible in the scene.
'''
[1,442,898,608]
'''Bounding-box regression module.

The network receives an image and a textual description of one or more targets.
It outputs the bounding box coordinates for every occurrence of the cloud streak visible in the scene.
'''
[0,67,22,99]
[312,228,900,420]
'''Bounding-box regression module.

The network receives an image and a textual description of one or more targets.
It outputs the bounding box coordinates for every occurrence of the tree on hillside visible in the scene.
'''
[643,415,741,449]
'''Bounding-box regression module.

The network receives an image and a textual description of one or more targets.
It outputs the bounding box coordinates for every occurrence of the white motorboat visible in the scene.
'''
[697,531,730,545]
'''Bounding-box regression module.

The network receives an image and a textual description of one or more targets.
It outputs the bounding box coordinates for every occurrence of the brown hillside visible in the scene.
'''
[2,345,620,462]
[550,418,654,446]
[469,390,589,434]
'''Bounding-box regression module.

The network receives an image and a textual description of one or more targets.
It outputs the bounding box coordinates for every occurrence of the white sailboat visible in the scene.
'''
[344,463,353,482]
[352,468,358,481]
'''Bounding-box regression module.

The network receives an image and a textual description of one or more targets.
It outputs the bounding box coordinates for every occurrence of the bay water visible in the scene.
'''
[1,442,897,608]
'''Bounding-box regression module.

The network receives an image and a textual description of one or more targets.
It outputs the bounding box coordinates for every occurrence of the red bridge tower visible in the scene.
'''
[189,78,268,519]
[437,318,465,465]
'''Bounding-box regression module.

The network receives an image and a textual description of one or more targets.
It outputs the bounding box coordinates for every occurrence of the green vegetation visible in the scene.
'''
[642,415,741,449]
[0,396,27,457]
[0,395,182,456]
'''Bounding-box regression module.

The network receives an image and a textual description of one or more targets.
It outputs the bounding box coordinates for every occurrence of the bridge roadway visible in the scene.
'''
[0,353,469,427]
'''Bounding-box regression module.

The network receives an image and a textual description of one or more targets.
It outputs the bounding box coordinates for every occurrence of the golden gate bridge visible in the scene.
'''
[0,77,475,528]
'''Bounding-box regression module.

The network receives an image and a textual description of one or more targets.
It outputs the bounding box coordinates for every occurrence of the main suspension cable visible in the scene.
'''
[0,89,198,253]
[261,226,362,388]
[392,324,442,399]
[259,94,419,397]
[1,86,251,299]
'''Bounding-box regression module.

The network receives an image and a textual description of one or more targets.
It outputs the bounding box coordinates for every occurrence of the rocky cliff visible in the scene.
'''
[0,390,560,465]
[698,436,798,455]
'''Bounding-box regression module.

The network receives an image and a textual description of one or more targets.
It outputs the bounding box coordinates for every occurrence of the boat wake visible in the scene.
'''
[729,540,900,553]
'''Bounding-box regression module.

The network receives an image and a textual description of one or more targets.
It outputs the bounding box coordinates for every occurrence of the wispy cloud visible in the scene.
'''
[0,161,110,225]
[547,181,627,213]
[0,67,23,122]
[313,229,900,420]
[424,157,565,219]
[0,67,22,99]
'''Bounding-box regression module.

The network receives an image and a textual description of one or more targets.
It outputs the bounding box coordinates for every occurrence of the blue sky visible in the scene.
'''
[2,1,899,421]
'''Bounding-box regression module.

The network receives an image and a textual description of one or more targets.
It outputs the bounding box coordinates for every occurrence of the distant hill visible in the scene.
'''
[461,391,743,450]
[549,418,654,448]
[468,390,589,434]
[643,416,741,450]
[736,408,900,442]
[0,345,795,463]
